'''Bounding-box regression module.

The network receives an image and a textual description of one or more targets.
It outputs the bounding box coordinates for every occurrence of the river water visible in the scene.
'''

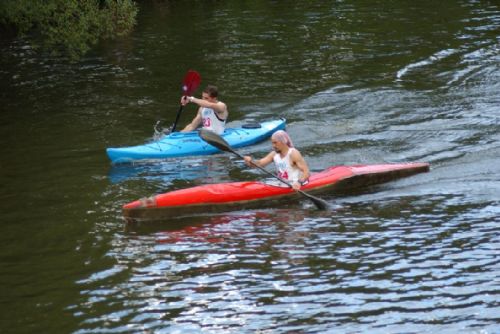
[1,1,499,333]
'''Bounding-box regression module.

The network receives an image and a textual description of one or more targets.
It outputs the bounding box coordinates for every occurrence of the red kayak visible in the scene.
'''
[123,162,429,220]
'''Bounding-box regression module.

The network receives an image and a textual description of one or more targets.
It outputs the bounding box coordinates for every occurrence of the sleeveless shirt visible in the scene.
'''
[201,107,226,134]
[273,148,301,182]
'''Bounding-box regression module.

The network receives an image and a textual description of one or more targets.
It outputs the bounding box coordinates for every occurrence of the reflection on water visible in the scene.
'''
[108,156,231,186]
[74,200,498,333]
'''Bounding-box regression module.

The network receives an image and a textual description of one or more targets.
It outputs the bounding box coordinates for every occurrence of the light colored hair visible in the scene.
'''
[271,130,294,148]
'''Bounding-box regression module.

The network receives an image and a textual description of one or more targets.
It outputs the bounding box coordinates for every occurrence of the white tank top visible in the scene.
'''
[201,107,226,135]
[273,148,301,182]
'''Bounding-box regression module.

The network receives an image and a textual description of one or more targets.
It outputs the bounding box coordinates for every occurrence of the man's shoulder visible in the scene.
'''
[217,101,227,110]
[290,148,303,159]
[215,102,228,115]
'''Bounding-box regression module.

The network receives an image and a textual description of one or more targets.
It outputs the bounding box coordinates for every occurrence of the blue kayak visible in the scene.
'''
[106,118,286,163]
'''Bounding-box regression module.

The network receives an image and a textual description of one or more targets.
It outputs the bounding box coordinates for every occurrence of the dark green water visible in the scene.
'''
[1,1,499,333]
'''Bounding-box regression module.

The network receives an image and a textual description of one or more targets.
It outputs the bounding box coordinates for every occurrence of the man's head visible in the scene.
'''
[271,130,294,153]
[202,85,218,102]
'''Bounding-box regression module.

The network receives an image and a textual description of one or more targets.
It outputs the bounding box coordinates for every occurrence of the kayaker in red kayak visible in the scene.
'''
[180,85,228,135]
[244,130,310,190]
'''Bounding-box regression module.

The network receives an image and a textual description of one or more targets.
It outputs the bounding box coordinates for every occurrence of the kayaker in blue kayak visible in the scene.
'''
[180,85,228,135]
[244,130,310,190]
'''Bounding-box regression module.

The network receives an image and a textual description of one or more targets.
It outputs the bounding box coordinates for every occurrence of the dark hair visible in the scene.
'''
[203,85,218,98]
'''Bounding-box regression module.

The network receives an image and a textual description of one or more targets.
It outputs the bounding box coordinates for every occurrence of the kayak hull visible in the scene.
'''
[107,119,286,163]
[123,162,430,220]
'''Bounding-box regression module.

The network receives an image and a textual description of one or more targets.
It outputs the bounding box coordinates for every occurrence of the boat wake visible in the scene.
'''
[396,48,458,81]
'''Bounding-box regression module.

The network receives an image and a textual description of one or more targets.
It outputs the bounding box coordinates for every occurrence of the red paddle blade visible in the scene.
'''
[182,70,201,96]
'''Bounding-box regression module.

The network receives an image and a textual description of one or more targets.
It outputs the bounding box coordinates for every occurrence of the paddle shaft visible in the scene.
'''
[229,149,293,186]
[198,128,330,210]
[170,70,201,133]
[170,104,184,132]
[228,148,329,209]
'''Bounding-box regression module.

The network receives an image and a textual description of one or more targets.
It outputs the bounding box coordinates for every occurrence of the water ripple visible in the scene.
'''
[70,199,500,333]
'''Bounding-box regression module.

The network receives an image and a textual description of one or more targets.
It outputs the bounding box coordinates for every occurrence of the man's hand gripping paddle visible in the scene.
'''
[169,70,201,133]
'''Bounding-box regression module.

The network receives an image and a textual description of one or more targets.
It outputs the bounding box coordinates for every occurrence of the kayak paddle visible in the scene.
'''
[199,129,331,211]
[170,70,201,132]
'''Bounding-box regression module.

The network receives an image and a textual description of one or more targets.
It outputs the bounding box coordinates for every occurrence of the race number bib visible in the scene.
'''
[202,117,211,127]
[278,171,289,180]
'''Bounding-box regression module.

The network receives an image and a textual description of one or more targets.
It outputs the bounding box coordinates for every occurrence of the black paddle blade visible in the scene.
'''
[299,190,330,211]
[199,129,233,153]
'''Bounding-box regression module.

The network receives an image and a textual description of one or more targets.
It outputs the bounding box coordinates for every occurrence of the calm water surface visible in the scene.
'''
[1,1,499,333]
